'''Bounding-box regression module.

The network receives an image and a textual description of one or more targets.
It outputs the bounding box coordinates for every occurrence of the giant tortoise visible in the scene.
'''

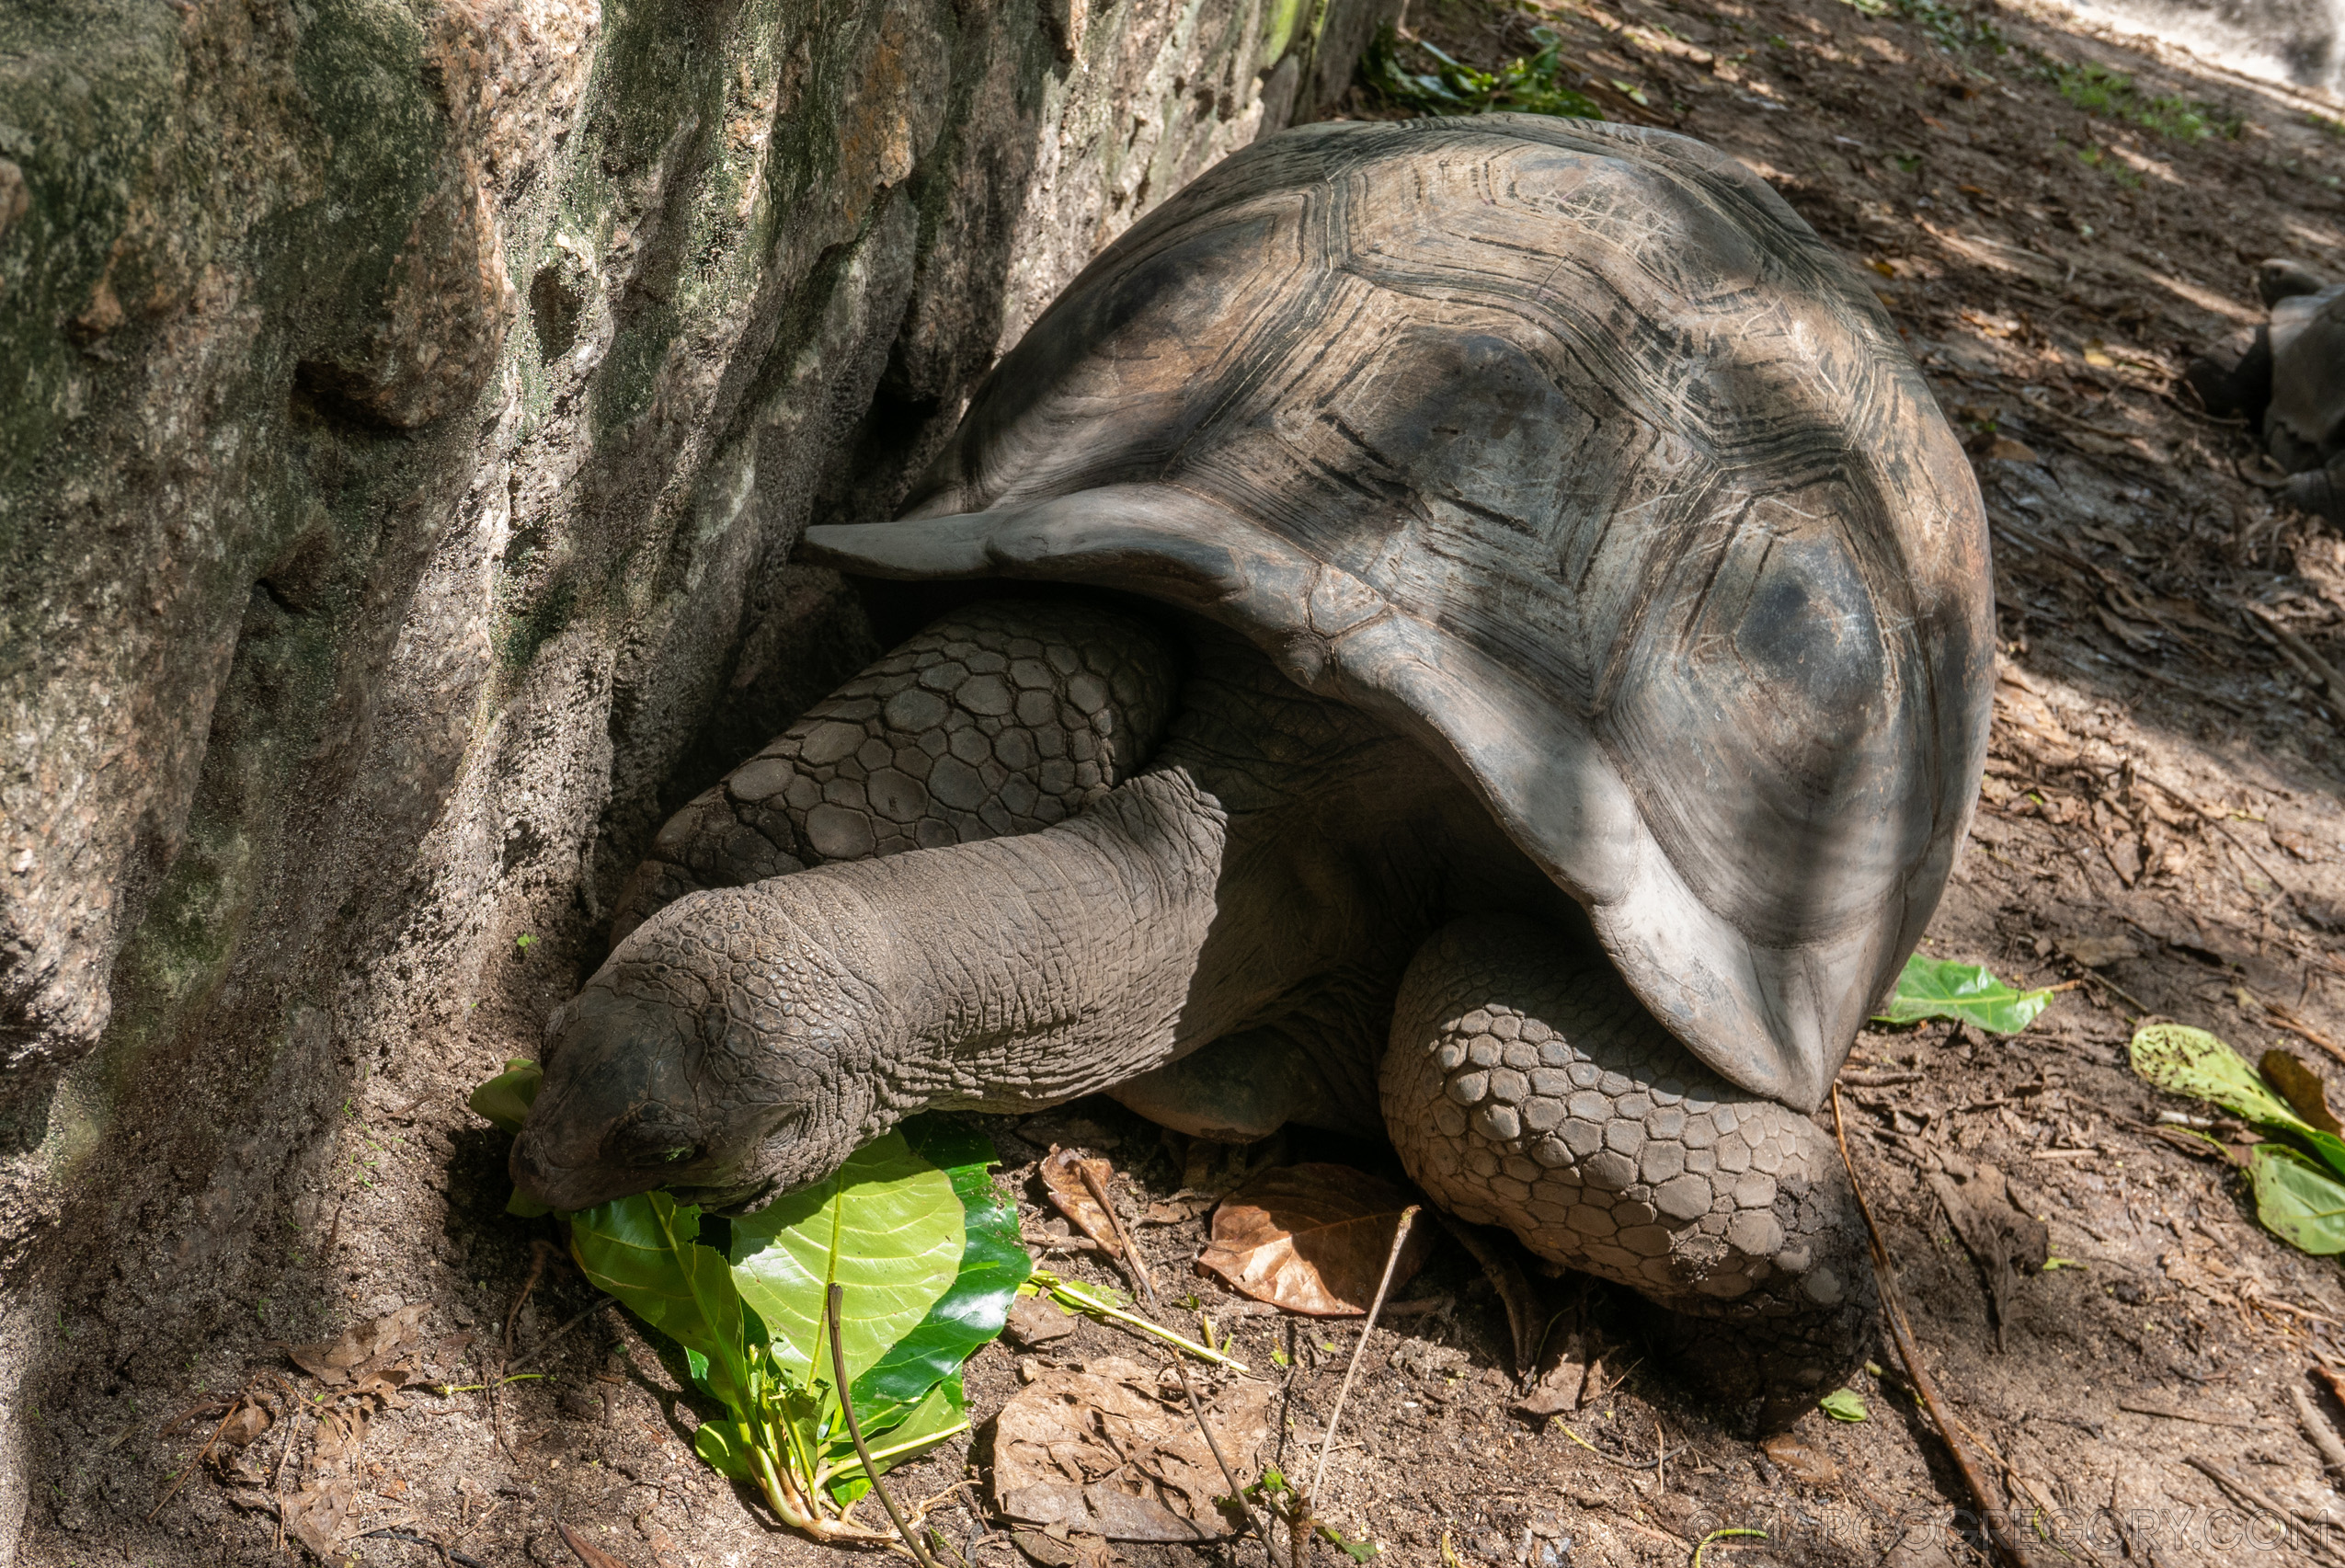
[511,115,1994,1408]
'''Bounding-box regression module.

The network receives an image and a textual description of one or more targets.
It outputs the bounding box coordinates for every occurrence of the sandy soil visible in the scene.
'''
[35,0,2345,1564]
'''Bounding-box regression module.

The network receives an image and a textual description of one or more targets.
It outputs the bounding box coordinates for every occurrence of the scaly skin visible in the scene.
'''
[516,604,1872,1416]
[514,619,1490,1211]
[609,601,1178,940]
[1385,916,1872,1414]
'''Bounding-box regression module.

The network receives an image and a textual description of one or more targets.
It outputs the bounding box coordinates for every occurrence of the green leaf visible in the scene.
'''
[2251,1146,2345,1254]
[569,1192,751,1412]
[1819,1389,1869,1422]
[469,1059,543,1134]
[727,1131,965,1398]
[693,1417,759,1481]
[826,1373,970,1503]
[2133,1024,2299,1124]
[504,1187,553,1219]
[2131,1024,2345,1180]
[1871,953,2052,1034]
[852,1117,1030,1422]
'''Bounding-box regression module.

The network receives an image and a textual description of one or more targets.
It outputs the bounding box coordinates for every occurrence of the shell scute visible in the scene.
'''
[805,117,1993,1110]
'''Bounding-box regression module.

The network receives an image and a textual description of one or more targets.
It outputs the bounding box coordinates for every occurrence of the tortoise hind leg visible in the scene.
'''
[1382,915,1873,1428]
[612,599,1181,940]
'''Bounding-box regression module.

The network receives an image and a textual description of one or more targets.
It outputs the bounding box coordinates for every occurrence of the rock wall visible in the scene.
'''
[0,0,1391,1553]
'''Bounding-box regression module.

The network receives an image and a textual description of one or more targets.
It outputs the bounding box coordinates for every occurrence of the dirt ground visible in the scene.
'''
[33,0,2345,1563]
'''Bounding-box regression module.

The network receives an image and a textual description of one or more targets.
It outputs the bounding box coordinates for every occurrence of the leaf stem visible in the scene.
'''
[1031,1272,1248,1370]
[828,1283,938,1568]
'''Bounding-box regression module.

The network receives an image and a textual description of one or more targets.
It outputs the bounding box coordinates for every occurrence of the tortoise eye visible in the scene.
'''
[605,1105,698,1168]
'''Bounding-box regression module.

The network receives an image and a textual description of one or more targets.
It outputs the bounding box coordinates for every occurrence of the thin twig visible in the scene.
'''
[2294,1382,2345,1474]
[1077,1162,1158,1313]
[148,1377,261,1520]
[1312,1207,1419,1498]
[504,1239,555,1356]
[1063,1168,1265,1554]
[1832,1087,2048,1568]
[1168,1352,1270,1553]
[360,1527,492,1568]
[508,1299,612,1377]
[827,1283,939,1568]
[2185,1456,2345,1568]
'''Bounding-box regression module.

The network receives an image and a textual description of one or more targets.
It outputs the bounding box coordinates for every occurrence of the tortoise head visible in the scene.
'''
[509,891,887,1212]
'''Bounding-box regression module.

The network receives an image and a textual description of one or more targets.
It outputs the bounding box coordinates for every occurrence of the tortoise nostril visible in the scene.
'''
[509,1133,554,1196]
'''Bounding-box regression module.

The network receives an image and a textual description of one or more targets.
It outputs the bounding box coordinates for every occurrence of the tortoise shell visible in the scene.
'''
[803,115,1993,1111]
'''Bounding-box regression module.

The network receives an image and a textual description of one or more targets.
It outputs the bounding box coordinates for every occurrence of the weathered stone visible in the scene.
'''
[0,0,1395,1550]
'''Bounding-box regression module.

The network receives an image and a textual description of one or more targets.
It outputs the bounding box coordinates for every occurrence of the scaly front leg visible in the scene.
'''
[1383,915,1874,1425]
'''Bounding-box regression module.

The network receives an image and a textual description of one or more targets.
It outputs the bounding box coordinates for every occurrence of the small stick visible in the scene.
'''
[826,1283,939,1568]
[1832,1087,2048,1568]
[508,1299,613,1376]
[2296,1381,2345,1474]
[1312,1205,1418,1498]
[1056,1175,1264,1552]
[148,1377,261,1520]
[1076,1163,1158,1313]
[2186,1456,2345,1567]
[1166,1352,1270,1553]
[504,1239,555,1356]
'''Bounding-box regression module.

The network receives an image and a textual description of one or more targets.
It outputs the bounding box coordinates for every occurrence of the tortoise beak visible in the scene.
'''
[509,1134,658,1214]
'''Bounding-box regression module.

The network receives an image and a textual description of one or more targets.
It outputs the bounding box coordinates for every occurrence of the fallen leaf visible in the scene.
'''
[215,1400,271,1449]
[310,1404,369,1474]
[1925,1155,2049,1352]
[1510,1342,1585,1422]
[1873,953,2052,1035]
[1819,1389,1870,1423]
[1004,1295,1078,1349]
[2061,934,2138,968]
[991,1356,1270,1541]
[288,1303,431,1388]
[1196,1164,1435,1317]
[2261,1049,2345,1136]
[1982,436,2041,464]
[1038,1148,1123,1255]
[1010,1530,1081,1568]
[1761,1432,1840,1482]
[279,1481,359,1561]
[278,1402,372,1557]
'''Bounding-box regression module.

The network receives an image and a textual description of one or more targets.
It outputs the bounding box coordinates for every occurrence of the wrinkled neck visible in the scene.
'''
[797,770,1237,1114]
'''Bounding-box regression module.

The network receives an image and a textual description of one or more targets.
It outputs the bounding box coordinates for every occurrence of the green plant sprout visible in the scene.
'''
[1363,25,1606,120]
[468,1060,1024,1541]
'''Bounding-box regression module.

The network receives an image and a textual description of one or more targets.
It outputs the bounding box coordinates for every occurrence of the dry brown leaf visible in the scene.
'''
[2061,933,2138,968]
[1196,1163,1434,1317]
[1004,1295,1078,1349]
[2262,1048,2345,1135]
[1039,1147,1122,1255]
[288,1302,430,1387]
[1761,1432,1840,1485]
[1511,1338,1585,1421]
[992,1356,1269,1541]
[280,1481,359,1561]
[215,1400,271,1448]
[1925,1155,2048,1353]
